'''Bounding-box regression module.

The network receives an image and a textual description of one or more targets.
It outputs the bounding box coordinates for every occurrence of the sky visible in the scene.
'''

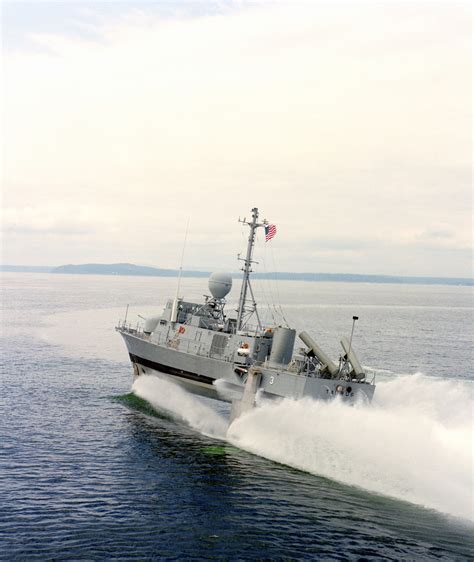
[1,1,472,277]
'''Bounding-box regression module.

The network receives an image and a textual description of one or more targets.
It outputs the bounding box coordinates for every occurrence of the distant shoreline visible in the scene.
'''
[1,263,472,286]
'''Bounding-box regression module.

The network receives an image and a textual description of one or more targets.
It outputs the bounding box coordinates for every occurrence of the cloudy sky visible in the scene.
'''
[2,1,471,277]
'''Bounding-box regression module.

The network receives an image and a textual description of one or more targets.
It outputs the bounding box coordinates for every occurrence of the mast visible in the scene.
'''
[236,207,263,331]
[171,218,190,323]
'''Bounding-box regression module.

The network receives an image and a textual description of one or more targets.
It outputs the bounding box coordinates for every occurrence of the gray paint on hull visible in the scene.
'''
[120,331,375,405]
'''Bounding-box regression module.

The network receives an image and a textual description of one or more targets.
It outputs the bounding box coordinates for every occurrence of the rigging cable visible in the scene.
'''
[270,244,290,328]
[263,234,283,326]
[257,232,277,326]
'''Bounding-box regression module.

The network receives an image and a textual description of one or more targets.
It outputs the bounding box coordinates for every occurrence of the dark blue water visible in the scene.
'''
[1,273,473,559]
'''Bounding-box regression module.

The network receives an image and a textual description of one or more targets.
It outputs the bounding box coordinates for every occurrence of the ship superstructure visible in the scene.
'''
[117,208,375,416]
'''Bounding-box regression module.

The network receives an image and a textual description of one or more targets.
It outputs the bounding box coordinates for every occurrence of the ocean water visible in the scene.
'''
[1,272,473,560]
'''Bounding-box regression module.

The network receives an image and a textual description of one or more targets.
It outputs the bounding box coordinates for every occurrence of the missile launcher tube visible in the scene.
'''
[299,331,339,377]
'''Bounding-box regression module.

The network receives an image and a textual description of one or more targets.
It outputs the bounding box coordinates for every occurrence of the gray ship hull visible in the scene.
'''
[119,330,375,405]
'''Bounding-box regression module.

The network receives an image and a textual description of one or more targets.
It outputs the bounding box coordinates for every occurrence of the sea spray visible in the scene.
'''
[227,374,473,521]
[132,375,228,438]
[133,373,473,521]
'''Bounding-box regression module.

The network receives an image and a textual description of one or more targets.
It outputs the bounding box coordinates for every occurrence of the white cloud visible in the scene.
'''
[1,2,472,276]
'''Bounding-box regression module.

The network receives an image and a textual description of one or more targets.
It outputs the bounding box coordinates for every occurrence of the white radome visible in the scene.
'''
[208,272,232,299]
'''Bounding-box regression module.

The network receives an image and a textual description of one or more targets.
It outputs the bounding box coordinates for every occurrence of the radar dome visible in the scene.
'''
[208,272,232,299]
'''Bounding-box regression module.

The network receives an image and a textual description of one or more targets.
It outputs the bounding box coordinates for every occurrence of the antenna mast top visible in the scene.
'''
[236,207,264,331]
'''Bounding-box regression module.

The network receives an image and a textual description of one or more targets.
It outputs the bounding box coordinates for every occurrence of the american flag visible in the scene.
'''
[265,224,277,242]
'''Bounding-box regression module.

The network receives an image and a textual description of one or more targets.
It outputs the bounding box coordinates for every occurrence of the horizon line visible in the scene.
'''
[1,263,472,283]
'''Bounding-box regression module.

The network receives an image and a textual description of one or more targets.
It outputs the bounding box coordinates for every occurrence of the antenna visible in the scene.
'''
[171,218,190,323]
[347,316,359,359]
[176,217,190,300]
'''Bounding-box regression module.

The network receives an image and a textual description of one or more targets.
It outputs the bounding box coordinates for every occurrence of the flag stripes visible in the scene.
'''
[265,224,277,242]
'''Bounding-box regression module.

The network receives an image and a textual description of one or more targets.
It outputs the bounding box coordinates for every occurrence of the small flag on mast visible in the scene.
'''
[265,224,277,242]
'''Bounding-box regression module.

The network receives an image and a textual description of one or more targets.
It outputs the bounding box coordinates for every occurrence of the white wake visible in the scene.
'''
[133,373,473,522]
[132,375,228,438]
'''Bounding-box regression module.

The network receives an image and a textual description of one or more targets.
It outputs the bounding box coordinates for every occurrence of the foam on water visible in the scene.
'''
[133,373,473,522]
[132,375,228,438]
